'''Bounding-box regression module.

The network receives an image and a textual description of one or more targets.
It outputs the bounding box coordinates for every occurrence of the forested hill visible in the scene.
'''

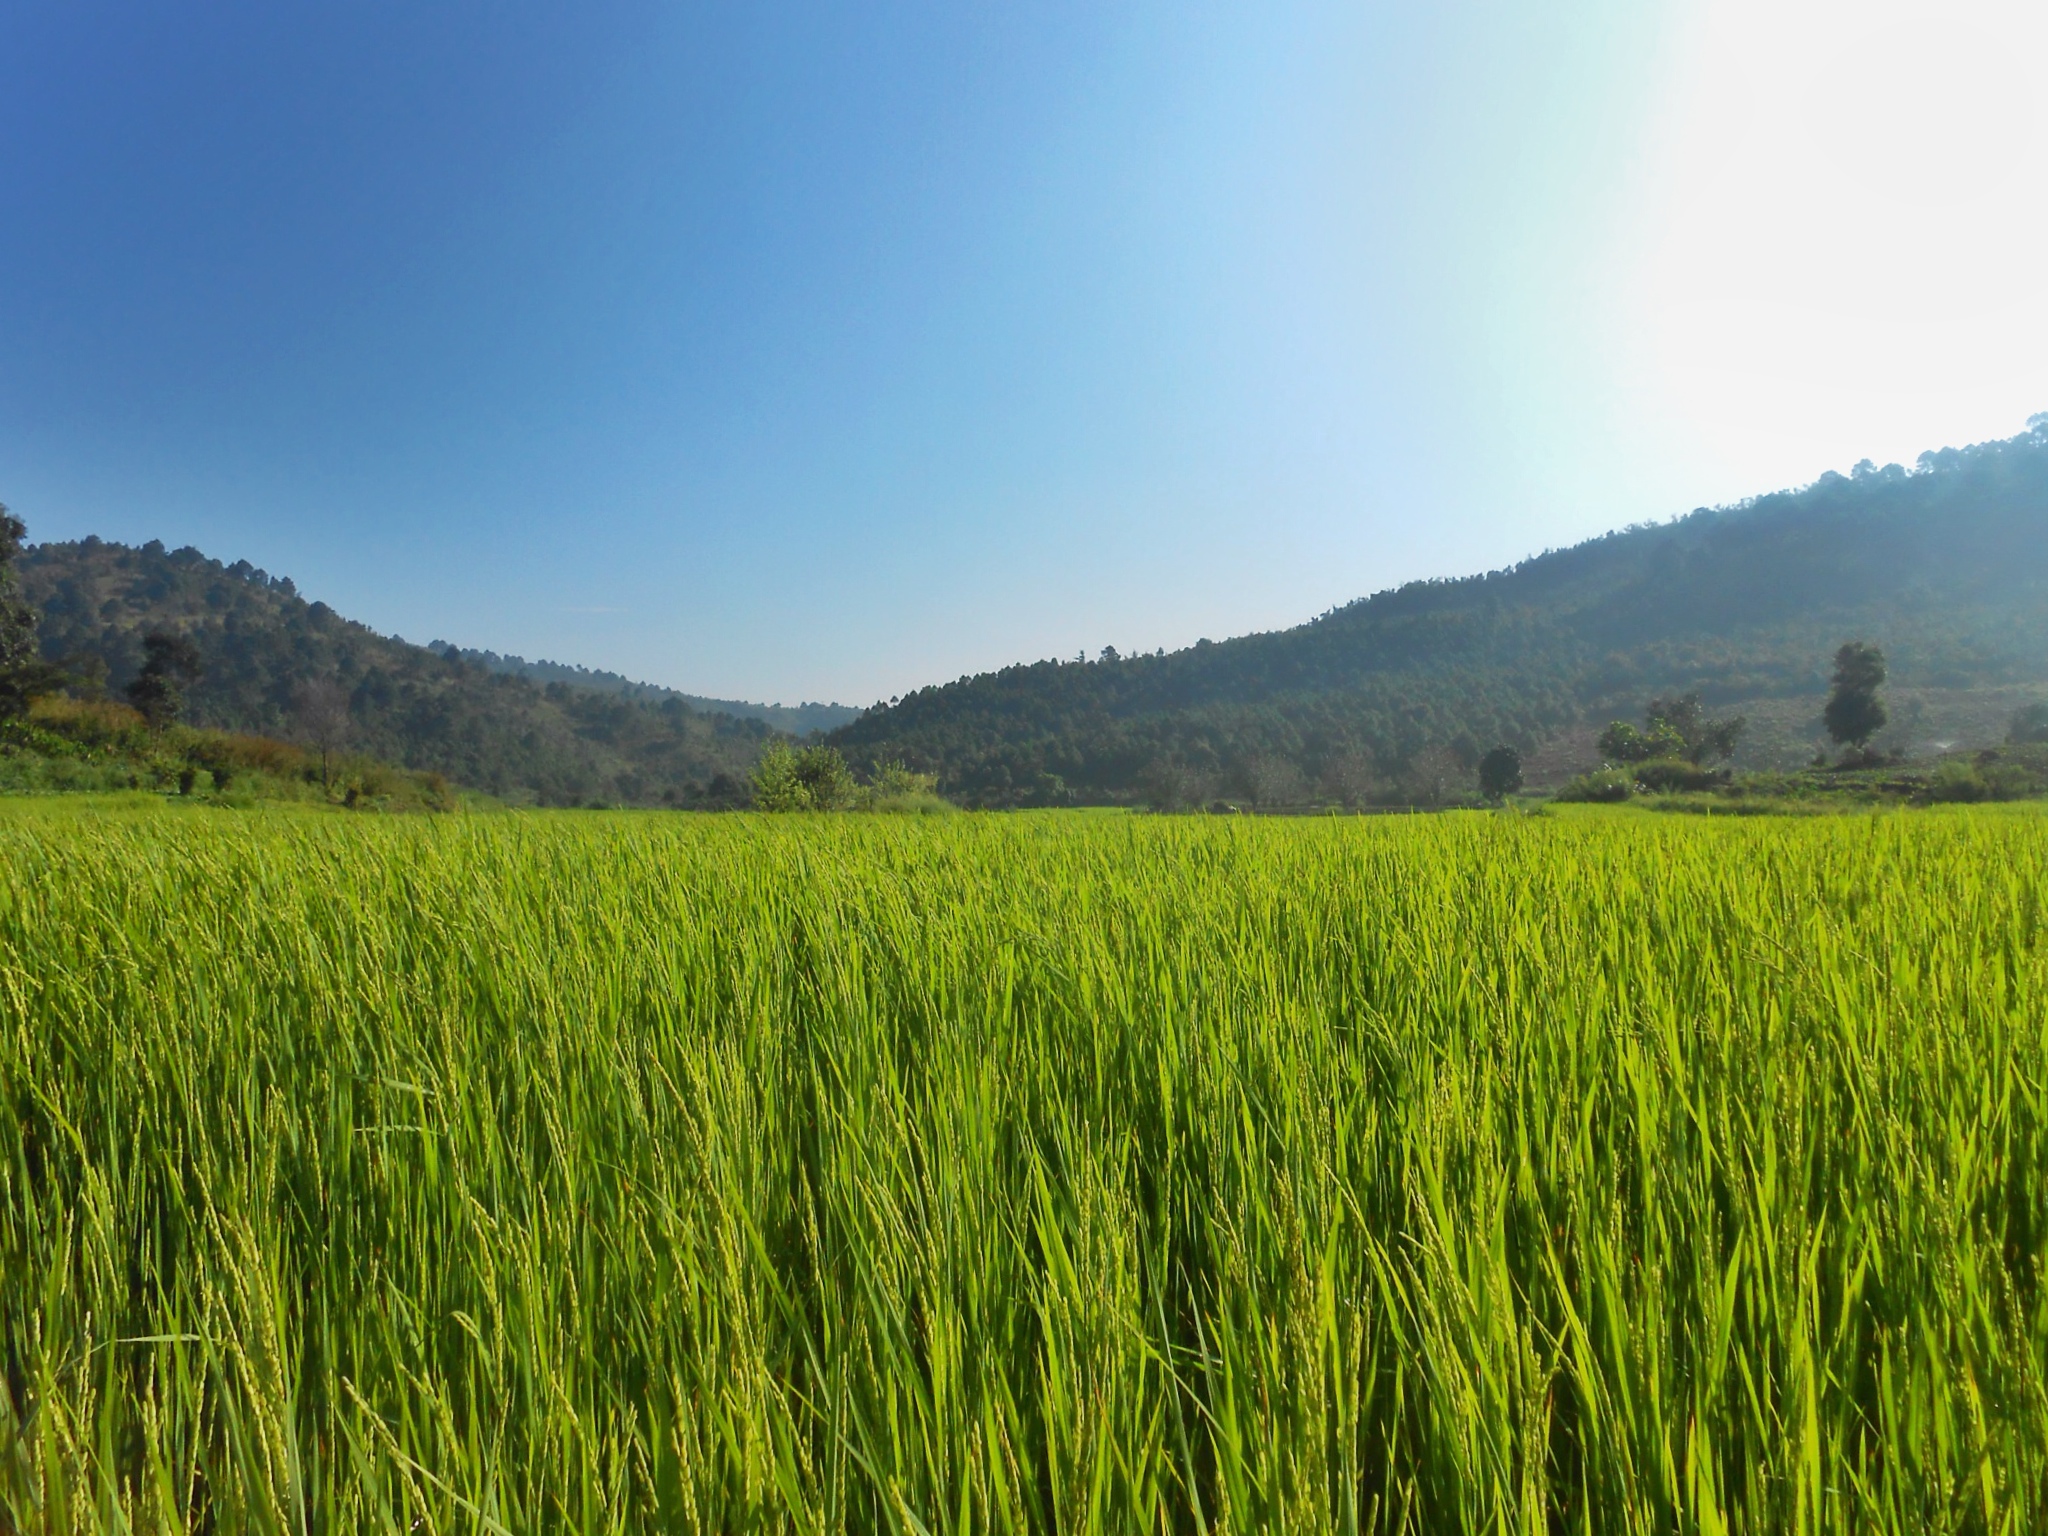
[831,423,2048,805]
[429,645,858,734]
[19,539,778,806]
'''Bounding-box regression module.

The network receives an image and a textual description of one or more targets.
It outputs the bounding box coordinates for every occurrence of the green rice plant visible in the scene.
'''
[0,806,2044,1532]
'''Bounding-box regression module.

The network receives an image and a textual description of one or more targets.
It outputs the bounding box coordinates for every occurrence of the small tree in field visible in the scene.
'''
[1140,759,1206,813]
[1478,745,1523,803]
[125,632,203,731]
[1402,744,1473,809]
[1599,693,1744,767]
[0,505,66,718]
[1320,753,1377,808]
[293,677,353,787]
[751,742,856,811]
[1823,642,1888,753]
[1231,755,1304,810]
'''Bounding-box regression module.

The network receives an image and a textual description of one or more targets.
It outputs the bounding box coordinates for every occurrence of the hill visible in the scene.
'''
[17,421,2048,811]
[829,423,2048,805]
[18,539,778,806]
[428,645,858,734]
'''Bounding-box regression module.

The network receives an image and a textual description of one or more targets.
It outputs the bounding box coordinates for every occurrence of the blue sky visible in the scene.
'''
[4,0,2044,705]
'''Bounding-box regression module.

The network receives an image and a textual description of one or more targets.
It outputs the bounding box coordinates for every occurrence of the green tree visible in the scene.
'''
[125,631,204,731]
[1597,719,1684,765]
[1823,641,1888,750]
[1477,745,1523,802]
[1600,694,1744,767]
[1645,693,1745,764]
[750,741,856,811]
[0,505,64,718]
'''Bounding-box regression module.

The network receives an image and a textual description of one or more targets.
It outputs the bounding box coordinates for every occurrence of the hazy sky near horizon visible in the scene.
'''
[4,0,2044,704]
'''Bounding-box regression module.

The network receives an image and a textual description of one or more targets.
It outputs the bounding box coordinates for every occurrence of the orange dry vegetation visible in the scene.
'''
[27,695,150,748]
[194,733,309,775]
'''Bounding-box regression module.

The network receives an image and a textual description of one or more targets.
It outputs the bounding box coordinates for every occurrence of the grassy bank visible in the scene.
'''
[3,808,2045,1531]
[0,696,457,810]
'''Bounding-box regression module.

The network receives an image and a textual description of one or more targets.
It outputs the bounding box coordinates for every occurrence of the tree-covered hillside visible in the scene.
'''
[831,424,2048,805]
[433,645,858,734]
[19,539,778,806]
[18,423,2048,810]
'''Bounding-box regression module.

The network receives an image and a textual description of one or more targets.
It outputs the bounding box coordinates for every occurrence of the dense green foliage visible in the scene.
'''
[0,506,66,720]
[4,807,2045,1532]
[1475,744,1521,801]
[19,539,778,806]
[1824,642,1889,751]
[1599,693,1746,768]
[123,630,204,730]
[752,744,952,814]
[833,425,2048,804]
[751,740,859,810]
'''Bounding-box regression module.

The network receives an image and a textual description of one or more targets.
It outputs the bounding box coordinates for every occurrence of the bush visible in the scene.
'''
[1923,761,1990,803]
[1598,719,1686,765]
[27,696,151,755]
[1554,767,1634,803]
[1922,748,2048,804]
[1632,758,1725,794]
[861,760,953,814]
[0,753,144,795]
[752,742,857,811]
[192,732,309,777]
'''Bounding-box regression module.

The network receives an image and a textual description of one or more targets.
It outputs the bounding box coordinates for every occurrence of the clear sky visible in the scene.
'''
[3,0,2044,706]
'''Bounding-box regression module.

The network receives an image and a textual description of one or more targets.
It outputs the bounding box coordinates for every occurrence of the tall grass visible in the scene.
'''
[1,807,2044,1532]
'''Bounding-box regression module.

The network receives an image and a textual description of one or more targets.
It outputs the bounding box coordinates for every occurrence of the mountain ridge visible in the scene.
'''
[19,538,777,806]
[827,424,2048,804]
[16,421,2048,809]
[426,644,858,735]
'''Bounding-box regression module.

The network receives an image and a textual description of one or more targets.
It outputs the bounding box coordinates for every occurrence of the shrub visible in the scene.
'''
[1598,719,1686,765]
[1923,748,2048,804]
[1554,766,1634,803]
[861,760,953,814]
[1632,758,1725,794]
[28,696,151,754]
[192,732,309,777]
[1923,760,1989,803]
[752,742,858,811]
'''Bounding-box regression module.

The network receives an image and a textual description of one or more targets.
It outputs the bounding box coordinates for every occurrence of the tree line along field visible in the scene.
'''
[2,806,2045,1532]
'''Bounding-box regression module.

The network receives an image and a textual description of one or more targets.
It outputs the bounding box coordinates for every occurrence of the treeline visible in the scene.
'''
[831,424,2048,805]
[20,538,778,806]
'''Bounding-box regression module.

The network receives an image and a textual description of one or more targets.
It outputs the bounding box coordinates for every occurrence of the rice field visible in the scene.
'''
[2,803,2045,1533]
